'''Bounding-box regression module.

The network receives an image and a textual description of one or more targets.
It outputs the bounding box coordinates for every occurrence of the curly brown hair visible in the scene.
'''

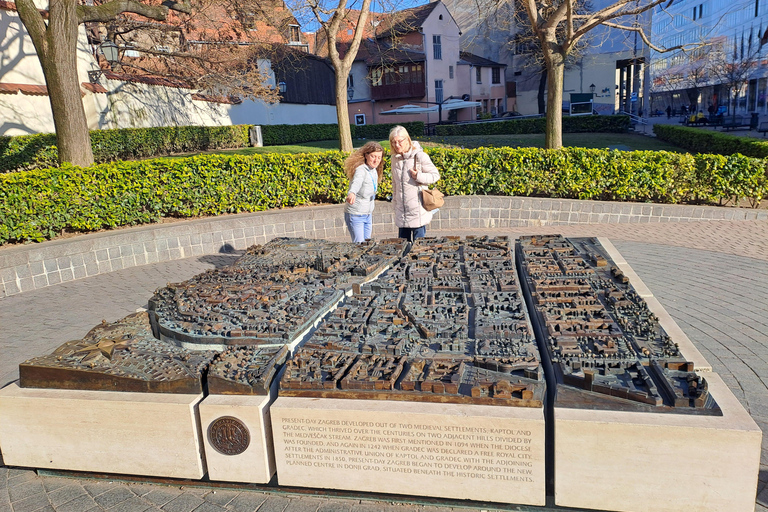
[343,141,385,183]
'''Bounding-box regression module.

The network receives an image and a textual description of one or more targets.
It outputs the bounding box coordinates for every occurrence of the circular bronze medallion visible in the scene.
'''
[208,416,250,456]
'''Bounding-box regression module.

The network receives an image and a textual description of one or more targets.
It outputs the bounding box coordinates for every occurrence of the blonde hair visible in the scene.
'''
[343,141,385,183]
[388,125,412,153]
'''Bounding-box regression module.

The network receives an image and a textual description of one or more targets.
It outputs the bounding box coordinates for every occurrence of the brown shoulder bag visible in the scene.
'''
[413,155,444,211]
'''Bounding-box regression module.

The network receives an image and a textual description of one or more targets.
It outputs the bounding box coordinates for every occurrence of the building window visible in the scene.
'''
[435,79,444,103]
[492,67,500,84]
[476,67,482,84]
[347,74,354,88]
[449,65,454,79]
[433,35,442,60]
[289,25,300,43]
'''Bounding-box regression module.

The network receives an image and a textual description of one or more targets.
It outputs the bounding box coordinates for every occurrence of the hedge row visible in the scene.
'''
[653,125,768,158]
[0,122,425,173]
[2,147,765,245]
[0,125,250,173]
[434,115,631,136]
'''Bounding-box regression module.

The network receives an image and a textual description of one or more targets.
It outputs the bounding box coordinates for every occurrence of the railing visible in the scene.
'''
[618,110,648,126]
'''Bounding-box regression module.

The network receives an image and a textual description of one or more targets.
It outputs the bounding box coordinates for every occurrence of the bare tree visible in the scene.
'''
[708,32,763,122]
[15,0,194,166]
[518,0,687,148]
[15,0,281,167]
[288,0,373,152]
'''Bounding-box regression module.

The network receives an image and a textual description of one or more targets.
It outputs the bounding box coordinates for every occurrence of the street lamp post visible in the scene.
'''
[88,38,120,83]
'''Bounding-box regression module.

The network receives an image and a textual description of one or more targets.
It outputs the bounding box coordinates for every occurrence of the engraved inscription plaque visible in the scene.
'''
[208,416,250,456]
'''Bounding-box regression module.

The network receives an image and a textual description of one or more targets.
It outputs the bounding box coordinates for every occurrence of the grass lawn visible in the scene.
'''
[166,132,684,158]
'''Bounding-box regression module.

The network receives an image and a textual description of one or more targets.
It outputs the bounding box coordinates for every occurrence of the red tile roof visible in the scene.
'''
[81,82,108,94]
[192,93,242,104]
[0,0,48,17]
[103,71,192,89]
[0,83,48,95]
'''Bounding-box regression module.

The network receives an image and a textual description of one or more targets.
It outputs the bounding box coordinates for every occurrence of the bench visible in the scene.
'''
[759,121,768,137]
[720,116,748,131]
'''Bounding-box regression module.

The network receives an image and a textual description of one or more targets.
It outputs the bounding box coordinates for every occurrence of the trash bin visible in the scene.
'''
[750,112,759,130]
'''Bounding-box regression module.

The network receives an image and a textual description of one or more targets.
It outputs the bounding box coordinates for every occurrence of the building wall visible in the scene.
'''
[650,0,768,115]
[0,7,337,138]
[443,0,652,116]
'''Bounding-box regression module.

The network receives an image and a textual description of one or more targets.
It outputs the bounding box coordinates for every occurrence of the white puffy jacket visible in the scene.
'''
[391,141,440,229]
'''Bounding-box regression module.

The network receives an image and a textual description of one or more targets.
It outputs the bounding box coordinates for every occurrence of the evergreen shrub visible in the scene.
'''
[653,125,768,158]
[1,147,764,245]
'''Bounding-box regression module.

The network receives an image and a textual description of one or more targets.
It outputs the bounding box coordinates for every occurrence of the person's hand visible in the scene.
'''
[346,192,356,204]
[409,167,418,180]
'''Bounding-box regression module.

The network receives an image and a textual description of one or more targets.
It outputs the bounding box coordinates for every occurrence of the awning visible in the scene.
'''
[440,98,481,110]
[380,104,439,115]
[379,99,481,115]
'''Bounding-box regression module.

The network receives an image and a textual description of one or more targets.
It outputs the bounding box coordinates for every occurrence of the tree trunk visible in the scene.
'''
[335,72,353,152]
[544,52,565,149]
[17,0,95,167]
[47,0,94,167]
[537,68,547,115]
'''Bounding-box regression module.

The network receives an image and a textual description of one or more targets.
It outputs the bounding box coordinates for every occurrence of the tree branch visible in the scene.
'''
[77,0,190,24]
[599,21,689,53]
[14,0,48,56]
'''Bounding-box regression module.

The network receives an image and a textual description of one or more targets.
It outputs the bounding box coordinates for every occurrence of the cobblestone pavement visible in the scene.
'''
[1,219,766,512]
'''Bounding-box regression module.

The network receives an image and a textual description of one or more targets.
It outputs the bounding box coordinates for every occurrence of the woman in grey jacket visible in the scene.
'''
[389,125,440,241]
[344,141,384,243]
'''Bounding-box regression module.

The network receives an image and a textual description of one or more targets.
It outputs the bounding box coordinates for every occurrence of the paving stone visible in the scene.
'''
[190,501,228,512]
[47,484,88,507]
[224,493,268,512]
[47,493,98,512]
[201,490,238,507]
[254,496,290,512]
[161,493,205,512]
[143,489,184,506]
[104,496,151,512]
[40,478,75,494]
[9,492,50,512]
[92,487,135,509]
[8,480,45,502]
[315,500,353,512]
[282,498,322,512]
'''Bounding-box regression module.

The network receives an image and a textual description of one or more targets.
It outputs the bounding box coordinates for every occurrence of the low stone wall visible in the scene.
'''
[1,196,765,298]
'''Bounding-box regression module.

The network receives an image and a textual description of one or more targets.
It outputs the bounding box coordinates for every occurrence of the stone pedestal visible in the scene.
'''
[554,372,762,512]
[199,392,276,483]
[271,397,546,506]
[0,383,205,479]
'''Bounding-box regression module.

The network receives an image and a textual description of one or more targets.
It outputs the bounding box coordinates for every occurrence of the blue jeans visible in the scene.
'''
[345,213,372,243]
[398,226,426,241]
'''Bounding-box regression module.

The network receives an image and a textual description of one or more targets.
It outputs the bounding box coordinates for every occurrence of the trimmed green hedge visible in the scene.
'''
[653,125,768,158]
[2,146,765,245]
[1,122,426,173]
[435,115,631,136]
[0,125,250,173]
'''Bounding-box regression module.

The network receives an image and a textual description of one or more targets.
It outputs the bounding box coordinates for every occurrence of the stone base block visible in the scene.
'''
[554,372,762,512]
[0,382,205,479]
[199,393,275,483]
[271,397,546,506]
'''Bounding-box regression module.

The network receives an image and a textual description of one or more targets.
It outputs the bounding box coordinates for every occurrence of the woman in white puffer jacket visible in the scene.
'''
[388,125,440,241]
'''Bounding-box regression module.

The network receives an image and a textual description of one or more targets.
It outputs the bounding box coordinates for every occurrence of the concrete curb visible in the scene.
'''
[1,196,766,298]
